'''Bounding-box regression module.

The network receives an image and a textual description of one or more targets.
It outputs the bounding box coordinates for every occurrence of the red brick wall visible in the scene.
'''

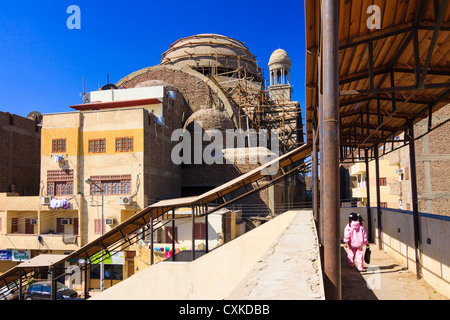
[0,112,41,195]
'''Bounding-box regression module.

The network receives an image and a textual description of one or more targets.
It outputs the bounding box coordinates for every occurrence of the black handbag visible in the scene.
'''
[364,247,371,264]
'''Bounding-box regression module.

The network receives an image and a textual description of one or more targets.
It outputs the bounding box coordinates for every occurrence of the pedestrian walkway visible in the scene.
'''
[341,245,447,300]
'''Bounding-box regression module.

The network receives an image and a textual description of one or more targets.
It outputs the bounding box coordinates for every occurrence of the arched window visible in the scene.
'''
[277,70,282,85]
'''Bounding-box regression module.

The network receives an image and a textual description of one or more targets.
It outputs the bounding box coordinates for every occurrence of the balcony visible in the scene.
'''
[1,233,79,251]
[352,187,367,198]
[386,151,400,165]
[349,163,366,175]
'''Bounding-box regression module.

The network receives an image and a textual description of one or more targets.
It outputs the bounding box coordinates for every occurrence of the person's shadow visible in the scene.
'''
[341,246,379,300]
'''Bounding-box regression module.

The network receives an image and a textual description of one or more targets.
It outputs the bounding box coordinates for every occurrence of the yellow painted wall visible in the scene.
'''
[81,128,144,155]
[42,128,144,156]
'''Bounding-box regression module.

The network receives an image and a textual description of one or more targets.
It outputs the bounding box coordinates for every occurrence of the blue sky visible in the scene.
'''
[0,0,306,121]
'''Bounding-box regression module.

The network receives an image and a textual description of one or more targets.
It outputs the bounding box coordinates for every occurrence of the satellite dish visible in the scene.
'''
[27,111,42,121]
[101,84,118,90]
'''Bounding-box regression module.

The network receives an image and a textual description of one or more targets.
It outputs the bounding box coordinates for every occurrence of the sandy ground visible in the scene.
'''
[341,245,447,300]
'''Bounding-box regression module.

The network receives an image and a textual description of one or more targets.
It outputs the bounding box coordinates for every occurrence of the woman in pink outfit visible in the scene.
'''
[344,213,369,271]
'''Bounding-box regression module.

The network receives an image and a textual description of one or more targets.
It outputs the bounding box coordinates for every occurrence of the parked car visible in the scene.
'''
[0,286,19,300]
[24,281,81,300]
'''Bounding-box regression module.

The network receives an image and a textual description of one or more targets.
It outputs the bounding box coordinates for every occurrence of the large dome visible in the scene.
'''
[160,34,260,78]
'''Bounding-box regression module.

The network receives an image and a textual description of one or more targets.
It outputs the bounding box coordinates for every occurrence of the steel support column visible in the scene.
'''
[321,0,341,300]
[150,212,154,265]
[84,263,89,299]
[205,203,209,253]
[192,205,196,261]
[172,208,176,261]
[374,146,383,250]
[312,123,319,225]
[18,268,23,300]
[51,266,56,300]
[365,148,373,242]
[407,120,423,279]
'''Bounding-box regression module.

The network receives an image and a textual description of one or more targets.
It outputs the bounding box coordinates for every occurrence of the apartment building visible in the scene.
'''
[0,85,183,288]
[348,104,450,216]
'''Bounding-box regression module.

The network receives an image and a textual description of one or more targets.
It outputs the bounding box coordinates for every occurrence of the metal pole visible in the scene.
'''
[172,208,176,261]
[51,266,56,300]
[365,148,373,242]
[205,203,209,253]
[84,263,89,299]
[407,120,422,279]
[100,191,104,292]
[18,268,22,300]
[192,205,195,261]
[374,146,383,250]
[150,211,154,265]
[322,0,341,300]
[318,43,324,245]
[312,124,319,225]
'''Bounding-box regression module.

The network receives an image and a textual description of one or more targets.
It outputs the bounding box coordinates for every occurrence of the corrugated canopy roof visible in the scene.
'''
[305,0,450,154]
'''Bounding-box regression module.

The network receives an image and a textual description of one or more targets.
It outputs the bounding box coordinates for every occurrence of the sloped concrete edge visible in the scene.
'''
[226,210,325,300]
[91,210,300,300]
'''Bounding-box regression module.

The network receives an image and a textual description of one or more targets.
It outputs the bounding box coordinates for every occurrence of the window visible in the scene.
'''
[11,218,18,233]
[52,139,66,152]
[90,264,123,280]
[88,139,106,153]
[94,219,106,235]
[57,218,65,234]
[115,137,133,152]
[379,178,387,186]
[194,223,206,240]
[47,170,74,196]
[165,226,178,243]
[25,219,34,235]
[89,175,132,196]
[380,202,388,208]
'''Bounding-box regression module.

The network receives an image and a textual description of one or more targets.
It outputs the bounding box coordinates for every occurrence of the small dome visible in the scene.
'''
[184,108,235,132]
[268,49,291,70]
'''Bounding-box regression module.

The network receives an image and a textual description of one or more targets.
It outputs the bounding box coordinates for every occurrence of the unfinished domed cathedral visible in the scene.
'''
[2,0,450,300]
[0,33,308,294]
[115,33,306,211]
[117,34,303,151]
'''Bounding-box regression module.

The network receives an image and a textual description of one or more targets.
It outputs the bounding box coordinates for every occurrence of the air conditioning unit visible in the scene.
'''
[41,196,52,205]
[61,219,72,225]
[396,168,404,174]
[119,196,132,205]
[30,219,38,225]
[105,218,116,225]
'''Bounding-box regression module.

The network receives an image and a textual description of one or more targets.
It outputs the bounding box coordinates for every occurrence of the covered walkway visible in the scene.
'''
[342,245,447,300]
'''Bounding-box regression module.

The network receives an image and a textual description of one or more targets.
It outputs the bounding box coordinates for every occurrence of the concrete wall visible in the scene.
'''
[341,207,450,298]
[91,210,324,300]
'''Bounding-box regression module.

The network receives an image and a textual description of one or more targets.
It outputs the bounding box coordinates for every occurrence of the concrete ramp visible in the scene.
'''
[90,210,324,300]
